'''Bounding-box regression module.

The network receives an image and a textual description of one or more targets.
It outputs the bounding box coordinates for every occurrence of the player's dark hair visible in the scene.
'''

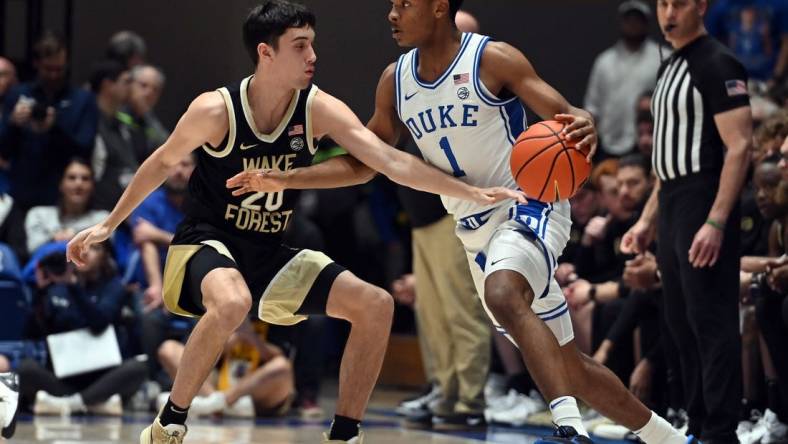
[89,59,127,93]
[448,0,465,21]
[243,0,316,65]
[618,152,652,177]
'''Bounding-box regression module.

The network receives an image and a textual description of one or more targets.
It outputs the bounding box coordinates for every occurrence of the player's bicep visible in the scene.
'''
[156,92,227,167]
[367,63,403,145]
[312,92,398,171]
[483,42,571,119]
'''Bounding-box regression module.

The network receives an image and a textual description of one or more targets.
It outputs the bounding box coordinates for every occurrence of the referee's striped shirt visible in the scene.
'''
[651,35,749,182]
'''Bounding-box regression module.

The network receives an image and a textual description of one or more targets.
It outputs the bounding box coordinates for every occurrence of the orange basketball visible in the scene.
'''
[510,120,591,202]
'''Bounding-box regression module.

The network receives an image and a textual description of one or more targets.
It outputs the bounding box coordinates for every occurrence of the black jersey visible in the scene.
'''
[183,76,319,244]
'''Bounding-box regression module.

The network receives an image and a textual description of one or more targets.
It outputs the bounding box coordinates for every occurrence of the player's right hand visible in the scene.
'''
[66,223,113,267]
[620,220,654,255]
[474,187,527,206]
[226,169,288,196]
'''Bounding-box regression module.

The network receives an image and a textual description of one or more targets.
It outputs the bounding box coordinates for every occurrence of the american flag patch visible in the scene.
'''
[453,73,469,85]
[288,124,304,136]
[725,79,747,97]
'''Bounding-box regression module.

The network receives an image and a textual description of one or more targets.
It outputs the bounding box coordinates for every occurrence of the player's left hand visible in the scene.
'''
[555,113,597,162]
[226,169,289,196]
[474,187,527,206]
[688,223,723,268]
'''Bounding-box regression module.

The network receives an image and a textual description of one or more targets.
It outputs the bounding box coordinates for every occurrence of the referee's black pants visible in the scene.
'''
[657,176,742,444]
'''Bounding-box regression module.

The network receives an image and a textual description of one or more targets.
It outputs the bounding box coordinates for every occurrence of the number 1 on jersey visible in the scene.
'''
[439,136,466,178]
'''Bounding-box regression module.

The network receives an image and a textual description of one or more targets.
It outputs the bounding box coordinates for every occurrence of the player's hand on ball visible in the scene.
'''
[66,223,113,268]
[554,113,597,162]
[475,187,527,205]
[227,169,289,196]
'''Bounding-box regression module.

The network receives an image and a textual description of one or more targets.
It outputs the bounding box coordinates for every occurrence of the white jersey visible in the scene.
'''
[396,33,575,346]
[395,32,527,219]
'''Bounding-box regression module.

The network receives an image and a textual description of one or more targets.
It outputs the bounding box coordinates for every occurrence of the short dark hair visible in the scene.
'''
[106,30,147,67]
[243,1,316,65]
[33,31,66,61]
[618,152,652,177]
[449,0,465,21]
[89,59,126,93]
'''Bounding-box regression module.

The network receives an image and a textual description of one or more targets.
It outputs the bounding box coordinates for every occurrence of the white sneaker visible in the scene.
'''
[395,385,441,416]
[223,395,255,418]
[741,409,773,444]
[761,409,788,444]
[34,391,72,416]
[0,373,19,439]
[594,423,631,440]
[88,394,123,416]
[189,392,227,417]
[487,390,547,427]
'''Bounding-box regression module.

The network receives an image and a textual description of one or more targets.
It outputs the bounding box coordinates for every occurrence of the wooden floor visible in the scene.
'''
[11,415,551,443]
[8,387,554,443]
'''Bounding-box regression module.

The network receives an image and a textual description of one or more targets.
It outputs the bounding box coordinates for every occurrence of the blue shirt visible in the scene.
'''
[114,188,184,286]
[706,0,788,79]
[0,82,98,208]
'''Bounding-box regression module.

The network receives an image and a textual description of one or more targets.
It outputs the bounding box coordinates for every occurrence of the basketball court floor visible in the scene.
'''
[7,387,582,443]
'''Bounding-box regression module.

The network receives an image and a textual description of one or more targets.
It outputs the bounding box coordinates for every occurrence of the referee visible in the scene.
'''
[622,1,753,443]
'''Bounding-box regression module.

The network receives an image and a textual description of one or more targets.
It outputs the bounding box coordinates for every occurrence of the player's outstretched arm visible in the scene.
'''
[226,153,375,195]
[482,41,597,160]
[311,89,525,206]
[67,92,228,266]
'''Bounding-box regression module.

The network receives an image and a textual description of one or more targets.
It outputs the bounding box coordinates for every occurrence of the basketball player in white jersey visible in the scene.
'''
[231,1,696,443]
[67,2,522,443]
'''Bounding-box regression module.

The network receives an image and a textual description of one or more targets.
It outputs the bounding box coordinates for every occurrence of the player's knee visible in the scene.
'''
[267,355,293,376]
[209,291,252,330]
[484,285,518,320]
[359,286,394,323]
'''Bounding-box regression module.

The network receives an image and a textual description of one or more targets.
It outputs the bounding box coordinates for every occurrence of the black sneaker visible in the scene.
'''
[535,426,595,444]
[431,412,486,431]
[0,373,19,439]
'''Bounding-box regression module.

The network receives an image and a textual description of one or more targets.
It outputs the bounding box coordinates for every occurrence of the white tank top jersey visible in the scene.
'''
[395,33,558,217]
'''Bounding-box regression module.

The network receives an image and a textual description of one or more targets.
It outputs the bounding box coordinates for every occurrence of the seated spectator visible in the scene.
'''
[89,59,140,211]
[18,247,146,416]
[0,57,17,121]
[118,64,169,162]
[105,30,147,69]
[156,319,294,418]
[24,158,108,256]
[0,32,97,209]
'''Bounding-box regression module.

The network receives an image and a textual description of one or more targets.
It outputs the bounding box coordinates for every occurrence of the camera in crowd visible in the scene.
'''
[18,96,50,122]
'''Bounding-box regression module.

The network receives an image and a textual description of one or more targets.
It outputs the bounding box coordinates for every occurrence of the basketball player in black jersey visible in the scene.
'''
[66,2,521,444]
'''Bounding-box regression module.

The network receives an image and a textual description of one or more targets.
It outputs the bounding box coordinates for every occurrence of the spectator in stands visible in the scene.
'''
[118,65,169,162]
[567,154,653,379]
[0,32,98,209]
[19,247,145,416]
[584,0,662,158]
[706,0,788,82]
[0,57,17,120]
[105,30,147,69]
[89,59,142,211]
[24,158,108,256]
[156,319,294,418]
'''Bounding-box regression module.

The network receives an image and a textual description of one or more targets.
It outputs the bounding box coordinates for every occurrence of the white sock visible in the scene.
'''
[634,411,686,444]
[549,396,588,436]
